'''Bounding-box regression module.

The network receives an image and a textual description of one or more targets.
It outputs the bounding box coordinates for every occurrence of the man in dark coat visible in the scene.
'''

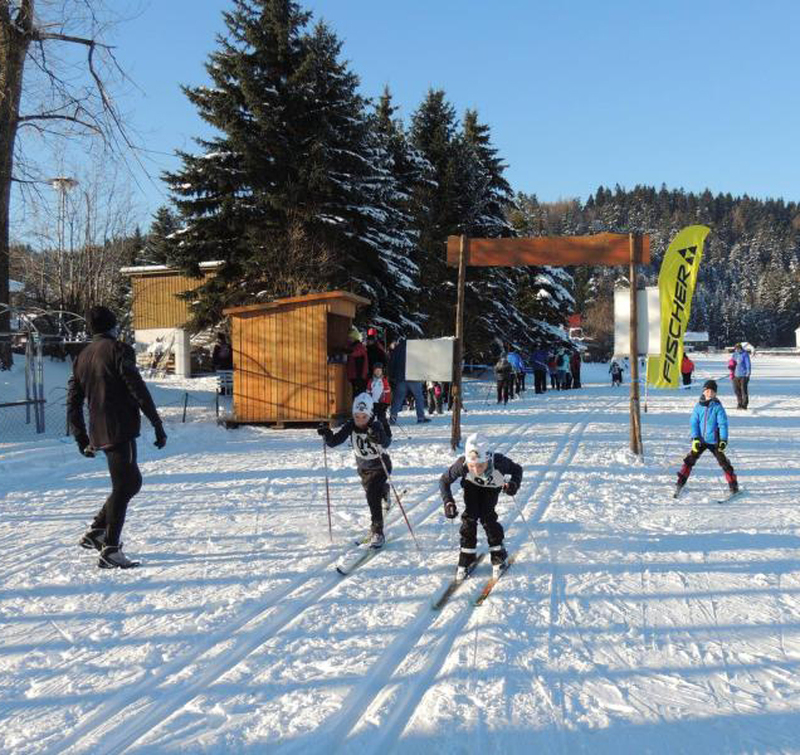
[67,306,167,568]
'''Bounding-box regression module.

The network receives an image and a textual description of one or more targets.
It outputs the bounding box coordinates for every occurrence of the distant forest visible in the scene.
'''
[513,186,800,348]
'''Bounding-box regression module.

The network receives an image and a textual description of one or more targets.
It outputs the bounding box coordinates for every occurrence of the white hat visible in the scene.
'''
[464,433,490,464]
[352,392,374,417]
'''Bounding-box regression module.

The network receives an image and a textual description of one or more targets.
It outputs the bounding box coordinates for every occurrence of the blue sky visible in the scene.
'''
[18,0,800,234]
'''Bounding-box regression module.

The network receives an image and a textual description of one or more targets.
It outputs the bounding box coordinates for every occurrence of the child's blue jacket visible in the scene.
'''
[690,397,729,444]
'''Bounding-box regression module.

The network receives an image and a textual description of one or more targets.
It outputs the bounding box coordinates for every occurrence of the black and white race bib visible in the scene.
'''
[465,466,504,488]
[352,432,380,460]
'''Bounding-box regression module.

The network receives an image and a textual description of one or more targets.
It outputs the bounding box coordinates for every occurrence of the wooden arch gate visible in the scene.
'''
[446,233,651,454]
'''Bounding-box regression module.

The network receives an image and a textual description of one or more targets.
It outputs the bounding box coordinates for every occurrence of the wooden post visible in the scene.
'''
[629,233,643,455]
[451,235,468,451]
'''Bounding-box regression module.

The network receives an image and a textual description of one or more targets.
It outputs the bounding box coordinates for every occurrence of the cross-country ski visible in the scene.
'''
[474,555,516,606]
[431,552,486,610]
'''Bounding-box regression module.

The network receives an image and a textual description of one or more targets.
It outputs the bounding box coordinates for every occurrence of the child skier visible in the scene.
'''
[367,362,392,436]
[675,379,739,497]
[318,393,391,546]
[440,432,523,578]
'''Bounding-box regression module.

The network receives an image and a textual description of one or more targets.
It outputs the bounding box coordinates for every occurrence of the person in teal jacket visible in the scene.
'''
[675,379,739,496]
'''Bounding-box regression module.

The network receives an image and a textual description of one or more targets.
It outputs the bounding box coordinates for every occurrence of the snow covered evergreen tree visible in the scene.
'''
[165,0,420,332]
[139,206,179,266]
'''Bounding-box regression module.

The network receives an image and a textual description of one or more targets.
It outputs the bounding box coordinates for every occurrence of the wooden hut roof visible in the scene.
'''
[223,291,370,316]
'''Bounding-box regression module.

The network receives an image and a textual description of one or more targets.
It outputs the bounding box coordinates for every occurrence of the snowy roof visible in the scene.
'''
[684,331,709,342]
[223,290,371,316]
[120,261,224,276]
[9,279,23,293]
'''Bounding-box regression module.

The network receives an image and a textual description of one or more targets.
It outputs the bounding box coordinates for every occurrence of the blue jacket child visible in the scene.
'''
[676,379,739,495]
[690,394,729,445]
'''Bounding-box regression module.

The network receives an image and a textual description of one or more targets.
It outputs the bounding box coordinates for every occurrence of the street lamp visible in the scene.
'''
[48,177,78,305]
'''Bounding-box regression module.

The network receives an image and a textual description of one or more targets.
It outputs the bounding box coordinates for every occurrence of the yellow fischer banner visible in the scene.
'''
[650,225,710,388]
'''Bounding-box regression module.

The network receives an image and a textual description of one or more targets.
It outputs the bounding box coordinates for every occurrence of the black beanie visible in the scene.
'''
[703,379,718,392]
[88,305,117,335]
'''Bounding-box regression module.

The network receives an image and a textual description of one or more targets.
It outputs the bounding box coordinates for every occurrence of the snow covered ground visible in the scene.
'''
[2,354,800,754]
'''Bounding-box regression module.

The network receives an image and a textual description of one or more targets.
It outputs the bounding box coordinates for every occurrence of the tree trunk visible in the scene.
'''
[0,0,33,368]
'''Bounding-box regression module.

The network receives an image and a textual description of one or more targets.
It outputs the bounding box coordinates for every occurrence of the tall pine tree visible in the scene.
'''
[165,0,419,332]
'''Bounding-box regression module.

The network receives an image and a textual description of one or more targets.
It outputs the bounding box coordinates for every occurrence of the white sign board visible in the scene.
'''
[406,338,454,382]
[613,287,661,357]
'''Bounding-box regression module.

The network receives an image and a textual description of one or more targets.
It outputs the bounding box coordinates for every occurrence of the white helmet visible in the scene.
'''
[352,392,374,417]
[465,433,490,464]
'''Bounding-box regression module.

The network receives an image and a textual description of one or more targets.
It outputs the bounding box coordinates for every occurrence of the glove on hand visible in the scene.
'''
[366,421,381,444]
[717,440,728,452]
[76,435,95,457]
[154,423,168,449]
[503,480,519,496]
[443,500,458,519]
[691,438,702,454]
[316,424,330,437]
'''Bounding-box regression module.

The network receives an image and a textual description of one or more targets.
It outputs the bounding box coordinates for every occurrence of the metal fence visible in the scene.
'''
[0,388,71,443]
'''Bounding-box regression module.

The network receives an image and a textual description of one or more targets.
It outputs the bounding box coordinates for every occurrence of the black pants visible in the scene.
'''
[459,486,506,566]
[93,440,142,546]
[677,442,738,489]
[516,372,525,393]
[496,378,510,404]
[534,370,547,393]
[571,370,581,389]
[733,376,750,408]
[682,372,692,386]
[358,459,391,531]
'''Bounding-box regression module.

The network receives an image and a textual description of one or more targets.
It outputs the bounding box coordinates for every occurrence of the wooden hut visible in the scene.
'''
[223,291,370,425]
[121,261,223,333]
[121,261,223,375]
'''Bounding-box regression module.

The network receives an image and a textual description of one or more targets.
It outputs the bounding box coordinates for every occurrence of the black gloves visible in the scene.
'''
[76,434,95,458]
[691,438,702,453]
[154,423,168,449]
[317,423,332,439]
[503,480,519,496]
[443,500,458,519]
[717,440,728,452]
[366,421,382,444]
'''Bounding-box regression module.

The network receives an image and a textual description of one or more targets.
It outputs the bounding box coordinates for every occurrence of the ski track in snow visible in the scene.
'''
[4,357,800,753]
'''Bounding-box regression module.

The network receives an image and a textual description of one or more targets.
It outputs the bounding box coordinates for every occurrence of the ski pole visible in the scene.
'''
[322,438,333,543]
[389,420,411,439]
[377,448,422,556]
[507,490,537,554]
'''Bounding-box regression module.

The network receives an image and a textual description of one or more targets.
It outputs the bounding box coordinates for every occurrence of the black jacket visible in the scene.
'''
[322,417,391,472]
[439,452,522,502]
[388,339,407,382]
[67,335,162,449]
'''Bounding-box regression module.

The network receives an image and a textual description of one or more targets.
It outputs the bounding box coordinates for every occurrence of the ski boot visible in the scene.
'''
[491,546,508,579]
[98,544,140,569]
[456,550,478,580]
[80,527,106,552]
[369,525,385,549]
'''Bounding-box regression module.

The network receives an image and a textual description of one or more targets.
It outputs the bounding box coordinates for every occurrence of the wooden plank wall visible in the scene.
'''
[233,302,331,422]
[131,273,211,329]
